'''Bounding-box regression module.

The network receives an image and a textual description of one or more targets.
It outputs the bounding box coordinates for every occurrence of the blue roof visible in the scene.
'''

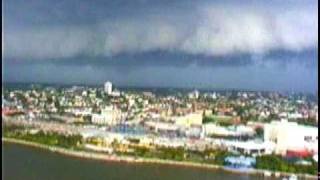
[225,156,256,166]
[110,124,147,135]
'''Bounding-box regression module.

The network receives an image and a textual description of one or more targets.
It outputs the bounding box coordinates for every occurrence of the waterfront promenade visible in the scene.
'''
[2,137,317,179]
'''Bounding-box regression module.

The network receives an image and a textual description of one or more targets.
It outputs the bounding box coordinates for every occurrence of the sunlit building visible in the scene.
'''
[173,112,203,127]
[264,119,318,156]
[91,106,121,125]
[104,81,113,95]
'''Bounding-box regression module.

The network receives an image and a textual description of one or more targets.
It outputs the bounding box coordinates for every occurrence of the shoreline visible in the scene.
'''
[2,137,317,179]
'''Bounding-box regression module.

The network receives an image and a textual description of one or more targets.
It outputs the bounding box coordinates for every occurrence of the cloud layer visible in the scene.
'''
[3,1,318,59]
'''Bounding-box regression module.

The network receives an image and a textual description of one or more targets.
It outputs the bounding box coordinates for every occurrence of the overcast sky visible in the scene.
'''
[2,0,318,93]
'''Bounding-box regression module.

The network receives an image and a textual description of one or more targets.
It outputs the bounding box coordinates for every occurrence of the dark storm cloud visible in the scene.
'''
[3,49,317,93]
[3,0,318,59]
[3,53,317,93]
[2,0,318,92]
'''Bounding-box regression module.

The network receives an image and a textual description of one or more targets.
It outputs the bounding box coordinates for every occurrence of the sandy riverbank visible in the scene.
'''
[2,137,317,179]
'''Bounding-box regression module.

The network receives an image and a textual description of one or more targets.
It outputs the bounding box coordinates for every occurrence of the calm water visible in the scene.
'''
[3,142,274,180]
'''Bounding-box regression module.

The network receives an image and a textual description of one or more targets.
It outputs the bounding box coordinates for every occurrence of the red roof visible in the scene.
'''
[286,149,312,158]
[2,108,23,116]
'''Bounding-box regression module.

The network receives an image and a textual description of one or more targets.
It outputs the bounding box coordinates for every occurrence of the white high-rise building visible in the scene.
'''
[104,81,112,95]
[188,90,199,99]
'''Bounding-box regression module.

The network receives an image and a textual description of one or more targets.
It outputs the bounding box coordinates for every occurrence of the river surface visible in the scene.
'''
[3,142,276,180]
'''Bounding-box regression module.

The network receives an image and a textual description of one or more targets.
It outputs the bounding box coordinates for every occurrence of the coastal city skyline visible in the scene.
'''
[2,0,318,180]
[2,81,318,179]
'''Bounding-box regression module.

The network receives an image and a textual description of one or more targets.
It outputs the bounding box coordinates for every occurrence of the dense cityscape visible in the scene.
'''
[2,82,318,179]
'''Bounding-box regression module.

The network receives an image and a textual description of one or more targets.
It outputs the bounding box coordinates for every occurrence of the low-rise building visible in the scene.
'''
[204,124,255,137]
[264,119,318,155]
[91,106,121,125]
[173,112,203,127]
[224,140,275,156]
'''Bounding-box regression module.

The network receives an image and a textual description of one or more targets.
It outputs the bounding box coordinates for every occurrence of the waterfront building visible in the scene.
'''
[224,140,275,156]
[204,124,255,138]
[264,119,318,155]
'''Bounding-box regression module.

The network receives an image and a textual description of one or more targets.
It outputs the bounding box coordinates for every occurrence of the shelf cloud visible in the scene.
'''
[3,0,318,60]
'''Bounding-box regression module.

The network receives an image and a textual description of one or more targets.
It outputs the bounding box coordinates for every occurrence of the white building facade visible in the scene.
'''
[91,106,121,125]
[104,81,112,95]
[264,119,318,155]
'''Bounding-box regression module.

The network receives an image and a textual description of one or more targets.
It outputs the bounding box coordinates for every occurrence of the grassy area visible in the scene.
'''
[203,115,233,126]
[116,145,235,165]
[3,125,82,149]
[256,155,318,175]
